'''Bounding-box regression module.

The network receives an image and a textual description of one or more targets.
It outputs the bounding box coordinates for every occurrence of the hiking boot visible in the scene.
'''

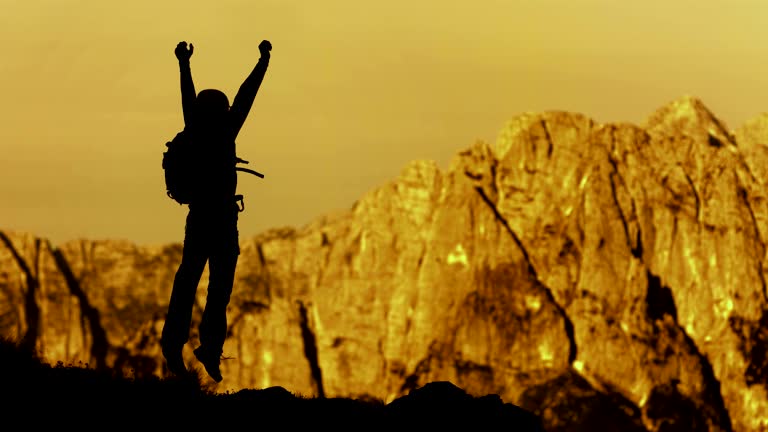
[194,346,223,382]
[162,345,187,376]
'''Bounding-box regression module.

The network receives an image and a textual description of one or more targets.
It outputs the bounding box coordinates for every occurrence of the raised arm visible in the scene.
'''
[175,41,196,128]
[229,40,272,139]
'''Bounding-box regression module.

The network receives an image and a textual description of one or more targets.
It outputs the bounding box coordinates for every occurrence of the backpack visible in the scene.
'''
[162,130,264,210]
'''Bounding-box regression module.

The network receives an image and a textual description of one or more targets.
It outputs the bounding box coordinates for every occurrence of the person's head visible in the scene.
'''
[195,89,229,125]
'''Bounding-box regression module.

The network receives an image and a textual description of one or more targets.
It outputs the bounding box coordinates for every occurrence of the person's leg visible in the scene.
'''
[198,249,238,353]
[196,210,239,381]
[161,212,208,372]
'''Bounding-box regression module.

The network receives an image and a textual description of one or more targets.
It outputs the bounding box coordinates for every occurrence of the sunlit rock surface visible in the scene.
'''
[2,95,768,431]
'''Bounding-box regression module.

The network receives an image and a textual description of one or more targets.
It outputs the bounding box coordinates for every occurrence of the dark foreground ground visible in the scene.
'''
[1,337,544,430]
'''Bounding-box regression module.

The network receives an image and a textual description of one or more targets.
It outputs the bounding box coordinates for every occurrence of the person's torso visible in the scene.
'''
[186,121,238,208]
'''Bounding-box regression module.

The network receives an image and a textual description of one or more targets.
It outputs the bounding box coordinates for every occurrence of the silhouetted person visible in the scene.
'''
[161,39,271,382]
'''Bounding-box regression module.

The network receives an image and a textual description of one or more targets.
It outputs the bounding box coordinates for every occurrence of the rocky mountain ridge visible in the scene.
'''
[2,95,767,431]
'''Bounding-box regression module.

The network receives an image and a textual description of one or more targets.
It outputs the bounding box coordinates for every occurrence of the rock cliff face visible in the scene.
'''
[2,95,768,431]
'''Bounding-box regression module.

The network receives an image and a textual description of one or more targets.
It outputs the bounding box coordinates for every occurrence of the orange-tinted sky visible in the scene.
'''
[2,0,768,246]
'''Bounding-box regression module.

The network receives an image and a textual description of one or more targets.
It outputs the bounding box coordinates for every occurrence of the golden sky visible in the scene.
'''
[2,0,768,246]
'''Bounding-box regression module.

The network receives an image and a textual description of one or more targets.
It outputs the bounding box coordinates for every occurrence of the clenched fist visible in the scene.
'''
[175,41,194,62]
[259,40,272,59]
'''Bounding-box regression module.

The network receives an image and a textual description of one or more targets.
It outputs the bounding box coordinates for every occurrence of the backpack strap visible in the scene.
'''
[235,167,265,178]
[232,156,264,213]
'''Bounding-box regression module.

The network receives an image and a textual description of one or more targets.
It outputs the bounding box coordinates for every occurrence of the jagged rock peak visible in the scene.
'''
[642,95,734,145]
[494,111,596,160]
[487,96,739,164]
